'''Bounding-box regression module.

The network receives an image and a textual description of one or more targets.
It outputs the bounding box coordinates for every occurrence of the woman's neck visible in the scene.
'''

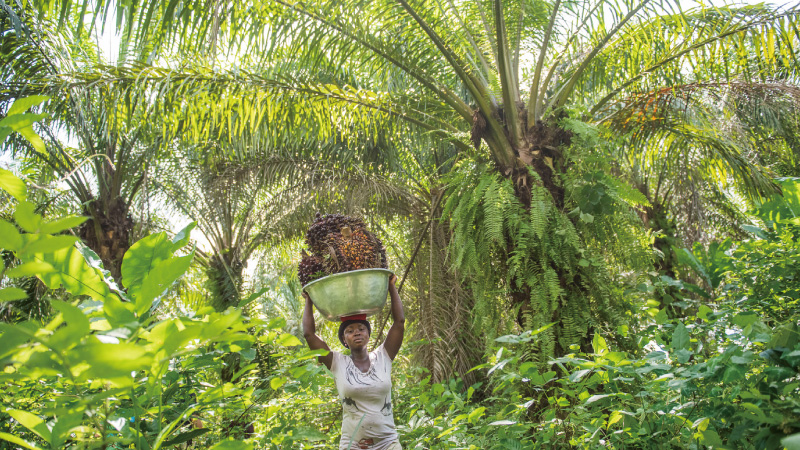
[350,347,369,361]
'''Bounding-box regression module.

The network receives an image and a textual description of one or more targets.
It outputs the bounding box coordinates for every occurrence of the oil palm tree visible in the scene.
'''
[0,7,166,281]
[156,138,418,312]
[2,0,492,389]
[25,0,800,358]
[608,81,800,312]
[225,0,798,355]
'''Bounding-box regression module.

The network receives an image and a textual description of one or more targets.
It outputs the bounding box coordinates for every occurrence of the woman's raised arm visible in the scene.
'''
[302,292,333,369]
[383,275,405,360]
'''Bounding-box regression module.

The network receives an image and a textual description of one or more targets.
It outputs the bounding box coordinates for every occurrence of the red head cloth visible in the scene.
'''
[340,314,367,322]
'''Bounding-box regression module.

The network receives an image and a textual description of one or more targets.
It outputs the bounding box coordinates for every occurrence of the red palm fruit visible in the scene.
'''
[298,254,325,286]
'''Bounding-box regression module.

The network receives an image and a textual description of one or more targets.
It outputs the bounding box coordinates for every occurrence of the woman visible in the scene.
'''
[302,274,405,450]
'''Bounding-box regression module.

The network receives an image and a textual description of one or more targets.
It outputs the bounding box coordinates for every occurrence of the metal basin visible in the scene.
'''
[303,268,392,321]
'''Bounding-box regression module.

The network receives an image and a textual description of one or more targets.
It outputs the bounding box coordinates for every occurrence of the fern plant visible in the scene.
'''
[443,131,652,362]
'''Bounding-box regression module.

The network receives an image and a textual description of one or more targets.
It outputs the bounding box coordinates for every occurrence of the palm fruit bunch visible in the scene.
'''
[298,213,388,286]
[297,251,325,286]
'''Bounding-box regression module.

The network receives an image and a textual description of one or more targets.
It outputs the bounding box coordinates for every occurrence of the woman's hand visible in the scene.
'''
[389,274,398,286]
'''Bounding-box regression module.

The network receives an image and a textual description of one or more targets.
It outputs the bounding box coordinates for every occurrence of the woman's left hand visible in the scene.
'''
[389,274,398,286]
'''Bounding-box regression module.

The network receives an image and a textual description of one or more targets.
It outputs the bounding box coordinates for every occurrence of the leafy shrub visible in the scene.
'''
[0,169,334,449]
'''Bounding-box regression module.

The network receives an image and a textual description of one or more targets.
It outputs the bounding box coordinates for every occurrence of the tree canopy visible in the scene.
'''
[1,0,799,448]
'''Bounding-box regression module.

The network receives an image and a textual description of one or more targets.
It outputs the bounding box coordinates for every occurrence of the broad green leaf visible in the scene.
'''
[0,168,26,201]
[0,220,22,250]
[276,333,302,347]
[208,440,252,450]
[134,252,194,314]
[593,333,608,355]
[731,352,755,364]
[0,322,38,359]
[14,201,42,233]
[39,215,88,234]
[692,417,710,431]
[122,232,173,293]
[6,261,56,278]
[6,410,52,441]
[732,313,759,328]
[0,432,45,450]
[0,287,27,301]
[240,348,256,360]
[782,433,800,450]
[22,235,80,255]
[290,427,326,441]
[51,300,90,338]
[437,426,457,439]
[70,342,152,377]
[73,243,123,294]
[48,410,84,449]
[171,222,196,250]
[607,411,623,429]
[701,429,724,447]
[697,305,713,320]
[672,323,690,350]
[7,95,49,116]
[103,294,137,327]
[28,244,112,302]
[270,376,286,390]
[569,369,592,382]
[16,126,46,154]
[0,113,48,132]
[467,406,486,423]
[266,317,287,330]
[675,349,692,364]
[723,364,747,382]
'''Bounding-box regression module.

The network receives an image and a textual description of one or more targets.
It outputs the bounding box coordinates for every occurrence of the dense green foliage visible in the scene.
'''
[2,0,800,447]
[1,116,798,447]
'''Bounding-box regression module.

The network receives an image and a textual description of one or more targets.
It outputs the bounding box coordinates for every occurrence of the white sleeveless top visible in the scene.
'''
[330,344,398,450]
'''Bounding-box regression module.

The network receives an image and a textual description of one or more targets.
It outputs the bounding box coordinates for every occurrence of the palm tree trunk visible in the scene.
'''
[206,252,245,383]
[412,218,484,386]
[498,114,602,356]
[207,252,245,312]
[78,196,134,282]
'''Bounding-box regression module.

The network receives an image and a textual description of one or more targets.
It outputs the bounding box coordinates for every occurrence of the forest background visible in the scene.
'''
[0,0,799,448]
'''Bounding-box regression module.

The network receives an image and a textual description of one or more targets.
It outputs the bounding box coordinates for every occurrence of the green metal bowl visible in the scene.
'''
[303,268,393,322]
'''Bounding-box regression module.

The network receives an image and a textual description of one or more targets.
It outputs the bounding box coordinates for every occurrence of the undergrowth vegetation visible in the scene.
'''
[1,162,799,449]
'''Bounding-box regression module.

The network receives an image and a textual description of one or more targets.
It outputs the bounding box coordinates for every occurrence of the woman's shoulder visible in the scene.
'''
[371,344,391,362]
[329,349,346,371]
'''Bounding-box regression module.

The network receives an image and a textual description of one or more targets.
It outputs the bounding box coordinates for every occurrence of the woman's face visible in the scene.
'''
[343,323,370,349]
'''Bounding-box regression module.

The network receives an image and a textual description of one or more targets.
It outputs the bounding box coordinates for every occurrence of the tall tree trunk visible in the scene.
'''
[206,251,245,383]
[207,252,244,311]
[503,115,600,356]
[79,196,134,282]
[412,218,484,386]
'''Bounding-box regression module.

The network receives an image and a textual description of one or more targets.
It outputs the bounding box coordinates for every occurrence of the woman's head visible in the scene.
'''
[338,317,371,349]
